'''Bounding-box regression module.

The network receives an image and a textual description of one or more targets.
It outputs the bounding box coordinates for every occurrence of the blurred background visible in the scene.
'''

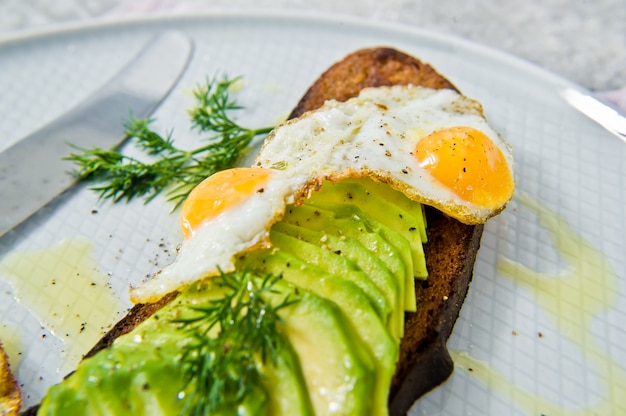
[0,0,624,92]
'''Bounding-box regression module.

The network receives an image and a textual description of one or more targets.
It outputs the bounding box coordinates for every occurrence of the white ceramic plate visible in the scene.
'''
[1,11,624,415]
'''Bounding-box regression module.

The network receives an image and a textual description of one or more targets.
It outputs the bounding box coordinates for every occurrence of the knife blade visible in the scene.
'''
[561,88,626,143]
[0,30,193,238]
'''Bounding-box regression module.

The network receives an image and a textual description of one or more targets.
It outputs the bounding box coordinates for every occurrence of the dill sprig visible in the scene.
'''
[173,270,298,414]
[66,76,274,208]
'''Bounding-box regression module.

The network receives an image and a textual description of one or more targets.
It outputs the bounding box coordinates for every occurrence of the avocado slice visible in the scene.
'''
[268,279,377,416]
[38,342,193,415]
[307,180,428,279]
[343,177,428,243]
[267,228,391,322]
[238,249,397,415]
[292,202,419,312]
[282,203,415,312]
[258,336,315,416]
[271,221,404,339]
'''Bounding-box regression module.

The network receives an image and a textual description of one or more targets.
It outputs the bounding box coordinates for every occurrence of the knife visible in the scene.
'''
[561,88,626,144]
[0,30,194,238]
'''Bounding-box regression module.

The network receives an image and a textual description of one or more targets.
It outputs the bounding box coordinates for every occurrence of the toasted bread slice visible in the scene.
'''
[28,47,483,415]
[288,47,483,414]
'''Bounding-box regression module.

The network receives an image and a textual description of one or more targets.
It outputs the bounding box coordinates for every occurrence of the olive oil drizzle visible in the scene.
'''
[452,193,625,415]
[0,238,125,375]
[0,322,23,371]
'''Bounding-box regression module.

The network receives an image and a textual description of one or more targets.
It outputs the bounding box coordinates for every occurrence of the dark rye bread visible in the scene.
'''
[287,47,483,415]
[27,47,483,415]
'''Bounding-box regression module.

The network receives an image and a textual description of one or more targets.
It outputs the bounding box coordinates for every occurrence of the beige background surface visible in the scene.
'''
[1,0,625,92]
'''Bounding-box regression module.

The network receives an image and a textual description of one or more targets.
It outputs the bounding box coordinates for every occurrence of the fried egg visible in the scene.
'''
[131,167,308,303]
[131,85,514,303]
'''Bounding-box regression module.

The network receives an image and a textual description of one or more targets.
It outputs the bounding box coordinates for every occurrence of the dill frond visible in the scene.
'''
[172,270,298,414]
[66,75,274,208]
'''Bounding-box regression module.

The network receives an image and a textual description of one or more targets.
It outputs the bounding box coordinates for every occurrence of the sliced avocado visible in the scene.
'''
[268,278,377,416]
[38,278,312,416]
[307,180,428,279]
[238,249,397,415]
[282,203,415,312]
[267,228,391,322]
[294,202,419,312]
[38,343,189,415]
[272,221,404,339]
[258,336,315,416]
[343,177,428,242]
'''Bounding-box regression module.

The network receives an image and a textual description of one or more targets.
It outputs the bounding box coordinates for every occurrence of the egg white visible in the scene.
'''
[130,170,307,303]
[255,85,513,223]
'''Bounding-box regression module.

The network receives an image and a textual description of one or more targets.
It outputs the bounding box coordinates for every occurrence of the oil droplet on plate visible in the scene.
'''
[452,193,625,415]
[0,237,125,375]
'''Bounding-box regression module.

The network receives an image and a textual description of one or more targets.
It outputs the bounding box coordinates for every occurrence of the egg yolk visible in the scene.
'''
[180,167,273,238]
[415,126,513,208]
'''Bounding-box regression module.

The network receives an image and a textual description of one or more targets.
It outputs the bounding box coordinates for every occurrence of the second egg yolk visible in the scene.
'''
[180,167,273,238]
[415,126,514,209]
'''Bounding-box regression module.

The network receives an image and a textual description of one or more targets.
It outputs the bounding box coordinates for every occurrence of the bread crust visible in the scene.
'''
[83,291,178,359]
[391,210,482,414]
[289,47,457,119]
[28,47,483,415]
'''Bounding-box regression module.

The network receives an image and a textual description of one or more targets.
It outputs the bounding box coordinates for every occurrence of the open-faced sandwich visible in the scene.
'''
[32,47,514,415]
